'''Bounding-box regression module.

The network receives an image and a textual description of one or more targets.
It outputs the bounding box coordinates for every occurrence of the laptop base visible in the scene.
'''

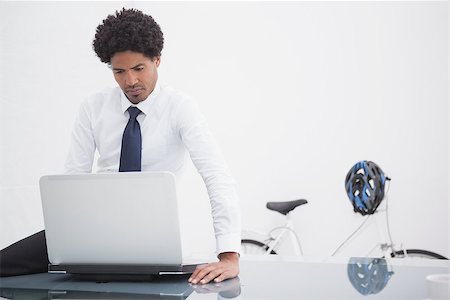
[49,263,198,277]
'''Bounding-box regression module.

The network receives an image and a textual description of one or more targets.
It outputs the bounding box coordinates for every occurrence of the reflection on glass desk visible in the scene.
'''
[1,256,449,299]
[0,273,194,299]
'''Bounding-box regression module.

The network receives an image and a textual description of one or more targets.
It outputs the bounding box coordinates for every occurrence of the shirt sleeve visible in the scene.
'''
[174,98,241,255]
[64,99,96,174]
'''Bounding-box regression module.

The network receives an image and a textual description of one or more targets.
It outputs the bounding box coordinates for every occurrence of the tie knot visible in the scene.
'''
[127,106,141,120]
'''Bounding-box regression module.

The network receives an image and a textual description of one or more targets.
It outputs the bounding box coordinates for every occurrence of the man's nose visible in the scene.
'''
[125,71,138,86]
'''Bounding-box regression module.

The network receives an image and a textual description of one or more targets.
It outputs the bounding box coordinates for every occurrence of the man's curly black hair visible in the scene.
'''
[93,8,164,64]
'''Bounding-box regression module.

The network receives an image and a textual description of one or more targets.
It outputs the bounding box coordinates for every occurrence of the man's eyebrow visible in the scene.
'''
[131,63,145,69]
[112,63,145,71]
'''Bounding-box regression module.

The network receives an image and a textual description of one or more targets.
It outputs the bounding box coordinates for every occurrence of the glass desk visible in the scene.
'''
[1,256,449,299]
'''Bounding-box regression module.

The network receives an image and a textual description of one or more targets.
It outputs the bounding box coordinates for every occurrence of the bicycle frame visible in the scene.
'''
[244,197,392,257]
[260,212,304,255]
[331,199,395,258]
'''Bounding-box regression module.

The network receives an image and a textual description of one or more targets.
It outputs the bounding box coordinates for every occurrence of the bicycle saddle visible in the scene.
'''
[266,199,308,215]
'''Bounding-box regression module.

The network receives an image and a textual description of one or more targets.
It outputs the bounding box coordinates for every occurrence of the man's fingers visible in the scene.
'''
[213,271,231,283]
[189,263,209,278]
[189,262,227,284]
[189,263,217,284]
[189,257,239,285]
[199,267,223,284]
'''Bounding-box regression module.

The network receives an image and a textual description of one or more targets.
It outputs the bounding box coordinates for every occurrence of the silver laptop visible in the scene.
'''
[39,172,202,276]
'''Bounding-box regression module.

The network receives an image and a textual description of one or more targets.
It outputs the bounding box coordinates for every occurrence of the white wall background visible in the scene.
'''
[0,1,448,258]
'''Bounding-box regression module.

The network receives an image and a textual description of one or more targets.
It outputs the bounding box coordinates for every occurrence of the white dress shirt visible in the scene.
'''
[65,82,241,254]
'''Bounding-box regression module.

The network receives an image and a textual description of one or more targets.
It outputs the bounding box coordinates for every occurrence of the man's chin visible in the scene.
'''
[125,93,146,104]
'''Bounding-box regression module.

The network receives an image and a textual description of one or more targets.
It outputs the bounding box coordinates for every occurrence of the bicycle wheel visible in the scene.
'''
[241,239,277,255]
[390,249,448,260]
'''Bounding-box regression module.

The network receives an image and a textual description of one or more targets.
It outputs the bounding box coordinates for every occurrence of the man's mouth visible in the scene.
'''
[126,87,145,97]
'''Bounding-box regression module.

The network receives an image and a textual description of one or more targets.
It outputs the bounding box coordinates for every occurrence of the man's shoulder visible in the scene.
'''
[80,87,122,113]
[159,84,192,106]
[157,85,205,125]
[85,86,122,104]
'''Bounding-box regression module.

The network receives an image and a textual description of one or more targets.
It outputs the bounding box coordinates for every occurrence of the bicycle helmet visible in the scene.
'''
[347,257,393,295]
[345,160,387,215]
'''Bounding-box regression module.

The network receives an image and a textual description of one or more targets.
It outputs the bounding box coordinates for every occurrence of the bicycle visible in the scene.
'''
[241,198,448,259]
[241,162,448,260]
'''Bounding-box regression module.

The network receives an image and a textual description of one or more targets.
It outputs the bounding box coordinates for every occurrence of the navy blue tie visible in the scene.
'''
[119,106,142,172]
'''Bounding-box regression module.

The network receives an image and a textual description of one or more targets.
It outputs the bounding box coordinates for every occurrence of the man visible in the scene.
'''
[1,8,241,284]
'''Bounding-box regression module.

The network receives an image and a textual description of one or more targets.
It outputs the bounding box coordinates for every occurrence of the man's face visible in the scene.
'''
[110,51,160,104]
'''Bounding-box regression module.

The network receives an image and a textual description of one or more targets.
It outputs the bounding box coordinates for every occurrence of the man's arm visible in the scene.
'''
[64,100,96,174]
[175,97,241,283]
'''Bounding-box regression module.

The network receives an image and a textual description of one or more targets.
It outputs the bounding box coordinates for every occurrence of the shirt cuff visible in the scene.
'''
[216,232,242,255]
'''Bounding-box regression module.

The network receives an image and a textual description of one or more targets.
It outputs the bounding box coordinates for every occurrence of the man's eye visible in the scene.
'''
[135,67,144,71]
[114,70,124,74]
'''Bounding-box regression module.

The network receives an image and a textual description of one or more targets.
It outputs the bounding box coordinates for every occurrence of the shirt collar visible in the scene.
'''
[120,82,161,116]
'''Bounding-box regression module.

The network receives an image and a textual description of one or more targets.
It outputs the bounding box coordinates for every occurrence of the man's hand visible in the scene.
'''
[188,252,239,284]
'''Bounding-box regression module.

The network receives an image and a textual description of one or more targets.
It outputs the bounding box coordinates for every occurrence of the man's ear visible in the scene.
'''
[154,56,161,67]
